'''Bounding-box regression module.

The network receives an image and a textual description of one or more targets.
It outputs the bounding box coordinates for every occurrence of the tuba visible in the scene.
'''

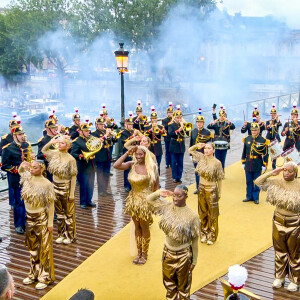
[82,135,103,161]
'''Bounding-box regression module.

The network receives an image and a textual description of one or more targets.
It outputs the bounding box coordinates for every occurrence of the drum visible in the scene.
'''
[268,140,283,160]
[281,147,300,165]
[213,137,229,150]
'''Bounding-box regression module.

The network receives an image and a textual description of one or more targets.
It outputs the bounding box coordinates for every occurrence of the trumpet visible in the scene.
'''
[139,115,148,122]
[106,118,115,128]
[109,130,121,139]
[82,135,103,161]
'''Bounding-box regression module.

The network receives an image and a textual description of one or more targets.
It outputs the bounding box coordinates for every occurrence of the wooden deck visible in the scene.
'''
[0,146,299,299]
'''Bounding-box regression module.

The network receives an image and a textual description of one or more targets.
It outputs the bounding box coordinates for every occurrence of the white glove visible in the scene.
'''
[242,164,245,170]
[189,156,193,161]
[262,166,266,171]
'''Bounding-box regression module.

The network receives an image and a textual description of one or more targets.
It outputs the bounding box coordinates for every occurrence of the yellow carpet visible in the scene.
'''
[42,161,275,300]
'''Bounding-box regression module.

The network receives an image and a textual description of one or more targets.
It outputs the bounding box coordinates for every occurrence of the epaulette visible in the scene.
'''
[209,131,214,138]
[37,137,43,143]
[265,138,270,146]
[2,143,10,150]
[1,134,8,139]
[72,137,79,143]
[242,137,245,143]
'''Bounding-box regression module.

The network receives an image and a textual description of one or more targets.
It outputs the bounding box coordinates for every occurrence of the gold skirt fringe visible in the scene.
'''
[25,210,55,284]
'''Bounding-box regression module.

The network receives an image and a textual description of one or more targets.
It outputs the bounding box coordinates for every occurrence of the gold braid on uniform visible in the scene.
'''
[154,201,200,244]
[47,151,77,180]
[257,179,300,213]
[20,171,56,208]
[193,152,224,182]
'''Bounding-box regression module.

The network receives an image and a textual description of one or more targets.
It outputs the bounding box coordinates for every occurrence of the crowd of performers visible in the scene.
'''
[0,100,299,298]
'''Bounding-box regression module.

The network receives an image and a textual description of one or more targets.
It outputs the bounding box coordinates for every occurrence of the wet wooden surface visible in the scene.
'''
[0,139,299,299]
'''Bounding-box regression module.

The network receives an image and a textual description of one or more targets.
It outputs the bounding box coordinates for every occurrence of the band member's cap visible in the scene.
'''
[125,117,133,124]
[136,100,142,112]
[227,265,248,292]
[270,103,276,114]
[196,115,205,122]
[291,104,298,115]
[95,117,105,124]
[250,122,260,130]
[9,112,19,128]
[44,119,57,128]
[252,105,259,117]
[48,110,58,121]
[11,126,24,135]
[72,107,80,120]
[101,103,108,115]
[167,102,173,112]
[219,109,226,117]
[79,123,91,131]
[150,106,157,118]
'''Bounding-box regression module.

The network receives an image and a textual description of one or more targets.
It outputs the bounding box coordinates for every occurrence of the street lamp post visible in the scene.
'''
[114,43,129,128]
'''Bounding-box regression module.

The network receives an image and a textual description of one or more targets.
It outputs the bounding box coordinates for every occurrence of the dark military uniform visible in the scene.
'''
[241,135,269,203]
[266,119,282,169]
[71,136,95,207]
[1,141,30,229]
[120,128,134,190]
[241,122,265,135]
[0,133,13,157]
[69,124,80,140]
[91,129,116,195]
[105,121,118,172]
[168,122,189,182]
[189,127,213,189]
[133,116,148,133]
[207,120,235,169]
[281,121,300,152]
[162,117,172,168]
[144,124,166,175]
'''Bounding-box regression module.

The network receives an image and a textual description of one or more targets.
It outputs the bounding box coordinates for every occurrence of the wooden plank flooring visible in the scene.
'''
[0,142,299,299]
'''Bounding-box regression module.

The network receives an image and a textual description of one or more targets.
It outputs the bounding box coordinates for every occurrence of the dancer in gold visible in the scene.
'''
[42,135,77,244]
[19,160,55,290]
[147,186,200,300]
[188,142,224,245]
[114,145,159,265]
[254,162,300,292]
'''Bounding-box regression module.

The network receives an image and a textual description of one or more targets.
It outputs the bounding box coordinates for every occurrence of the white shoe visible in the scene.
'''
[35,282,48,290]
[200,237,207,243]
[56,236,64,244]
[63,238,72,245]
[206,240,214,245]
[272,278,285,288]
[23,277,34,285]
[287,282,298,292]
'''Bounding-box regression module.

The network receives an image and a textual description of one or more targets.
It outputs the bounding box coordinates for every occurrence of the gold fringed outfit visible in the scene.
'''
[124,167,155,222]
[19,169,56,284]
[189,148,224,243]
[147,190,200,300]
[255,172,300,285]
[42,142,77,241]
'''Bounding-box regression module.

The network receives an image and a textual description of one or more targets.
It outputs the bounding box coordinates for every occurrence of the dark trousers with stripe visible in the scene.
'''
[170,153,184,181]
[77,171,95,205]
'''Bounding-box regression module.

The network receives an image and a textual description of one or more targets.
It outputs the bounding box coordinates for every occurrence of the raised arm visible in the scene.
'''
[113,149,134,170]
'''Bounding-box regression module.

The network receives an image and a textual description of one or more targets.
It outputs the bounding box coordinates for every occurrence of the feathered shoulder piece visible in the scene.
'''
[20,172,55,208]
[195,156,224,182]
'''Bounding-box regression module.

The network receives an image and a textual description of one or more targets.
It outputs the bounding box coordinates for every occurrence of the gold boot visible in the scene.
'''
[139,237,150,265]
[132,236,142,265]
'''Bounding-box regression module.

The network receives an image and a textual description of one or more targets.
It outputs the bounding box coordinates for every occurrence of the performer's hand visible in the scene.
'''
[48,227,53,233]
[51,138,59,145]
[242,164,245,170]
[197,142,205,149]
[189,264,195,273]
[262,166,266,171]
[160,190,173,197]
[271,167,283,176]
[135,135,142,141]
[243,121,247,127]
[285,127,289,132]
[128,146,138,156]
[68,198,74,203]
[78,154,84,160]
[213,119,218,124]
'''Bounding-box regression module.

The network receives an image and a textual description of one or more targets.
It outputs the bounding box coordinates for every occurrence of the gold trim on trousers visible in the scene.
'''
[272,210,300,284]
[54,181,76,241]
[198,183,219,242]
[162,245,193,300]
[25,210,55,284]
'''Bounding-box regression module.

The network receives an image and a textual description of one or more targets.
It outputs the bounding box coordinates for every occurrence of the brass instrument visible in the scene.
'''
[109,130,121,139]
[139,115,147,122]
[82,135,103,161]
[184,122,193,131]
[106,118,115,128]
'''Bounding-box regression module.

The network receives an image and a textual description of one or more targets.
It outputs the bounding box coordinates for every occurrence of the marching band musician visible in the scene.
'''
[71,120,96,209]
[162,102,173,169]
[207,108,235,170]
[189,110,213,194]
[69,107,81,140]
[266,105,282,169]
[120,115,135,192]
[144,106,166,175]
[91,117,117,197]
[1,126,32,234]
[37,119,58,181]
[281,105,300,152]
[241,106,265,136]
[1,115,22,208]
[168,106,190,183]
[133,101,148,133]
[241,122,269,204]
